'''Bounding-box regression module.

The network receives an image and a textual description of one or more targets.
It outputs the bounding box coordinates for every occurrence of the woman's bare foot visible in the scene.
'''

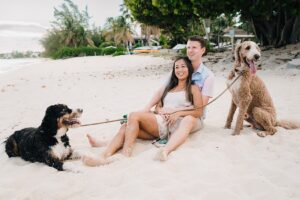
[155,148,168,161]
[106,153,127,163]
[87,134,108,147]
[82,154,107,167]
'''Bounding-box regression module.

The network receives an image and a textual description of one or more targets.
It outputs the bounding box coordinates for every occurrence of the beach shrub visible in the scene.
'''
[102,47,117,55]
[53,47,102,59]
[112,51,126,56]
[99,42,115,48]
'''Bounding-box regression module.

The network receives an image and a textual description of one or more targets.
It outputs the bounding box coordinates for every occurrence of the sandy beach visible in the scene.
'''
[0,53,300,200]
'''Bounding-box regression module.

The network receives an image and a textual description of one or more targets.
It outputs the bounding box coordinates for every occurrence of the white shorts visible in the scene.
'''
[155,115,203,139]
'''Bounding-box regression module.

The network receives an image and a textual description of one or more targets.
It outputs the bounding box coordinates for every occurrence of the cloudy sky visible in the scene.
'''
[0,0,123,53]
[0,0,123,28]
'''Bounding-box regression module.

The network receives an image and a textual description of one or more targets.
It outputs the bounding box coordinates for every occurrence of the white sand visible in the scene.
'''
[0,54,300,200]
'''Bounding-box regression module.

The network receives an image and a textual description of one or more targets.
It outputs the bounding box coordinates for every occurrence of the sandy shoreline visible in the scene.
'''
[0,54,299,200]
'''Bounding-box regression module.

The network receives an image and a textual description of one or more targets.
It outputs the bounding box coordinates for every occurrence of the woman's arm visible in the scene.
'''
[166,85,203,125]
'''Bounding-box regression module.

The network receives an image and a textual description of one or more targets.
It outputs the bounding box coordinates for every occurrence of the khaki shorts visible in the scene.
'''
[155,115,203,139]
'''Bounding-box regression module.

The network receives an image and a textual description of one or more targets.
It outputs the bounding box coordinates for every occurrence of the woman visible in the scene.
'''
[82,57,203,166]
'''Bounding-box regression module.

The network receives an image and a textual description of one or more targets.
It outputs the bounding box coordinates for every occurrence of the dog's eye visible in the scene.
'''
[245,46,250,50]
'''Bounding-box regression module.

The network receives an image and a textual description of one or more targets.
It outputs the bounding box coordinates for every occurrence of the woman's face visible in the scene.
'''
[174,59,189,81]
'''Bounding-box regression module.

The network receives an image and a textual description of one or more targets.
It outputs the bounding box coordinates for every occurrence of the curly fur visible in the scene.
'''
[5,104,82,170]
[225,41,300,137]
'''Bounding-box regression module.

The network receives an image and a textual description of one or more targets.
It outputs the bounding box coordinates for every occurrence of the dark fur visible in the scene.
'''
[5,104,82,171]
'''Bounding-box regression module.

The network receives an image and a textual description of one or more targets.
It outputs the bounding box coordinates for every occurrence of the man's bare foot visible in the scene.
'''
[86,134,108,147]
[155,148,168,161]
[82,154,107,167]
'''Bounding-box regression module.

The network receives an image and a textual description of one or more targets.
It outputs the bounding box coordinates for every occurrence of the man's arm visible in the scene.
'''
[202,95,210,107]
[201,74,215,106]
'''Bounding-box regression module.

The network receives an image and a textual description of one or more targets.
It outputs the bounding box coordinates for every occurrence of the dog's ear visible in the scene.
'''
[234,43,242,63]
[40,105,59,134]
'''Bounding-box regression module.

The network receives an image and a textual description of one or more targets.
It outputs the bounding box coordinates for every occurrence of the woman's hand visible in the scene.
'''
[158,107,176,115]
[166,113,180,126]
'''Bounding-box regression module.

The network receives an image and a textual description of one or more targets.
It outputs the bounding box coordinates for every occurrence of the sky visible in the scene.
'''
[0,0,123,53]
[0,0,123,28]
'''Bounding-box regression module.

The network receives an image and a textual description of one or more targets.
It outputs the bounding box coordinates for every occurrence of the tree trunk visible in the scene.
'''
[251,9,300,47]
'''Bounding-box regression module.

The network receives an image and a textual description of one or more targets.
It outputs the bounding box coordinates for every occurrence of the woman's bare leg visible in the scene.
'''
[122,112,159,156]
[157,116,197,161]
[83,124,127,166]
[86,134,108,147]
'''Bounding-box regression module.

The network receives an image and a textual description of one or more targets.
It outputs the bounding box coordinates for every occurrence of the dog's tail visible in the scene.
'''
[276,120,300,130]
[5,136,19,157]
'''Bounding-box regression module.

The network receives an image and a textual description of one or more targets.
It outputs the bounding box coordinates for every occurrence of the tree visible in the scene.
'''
[50,0,94,47]
[125,0,300,47]
[140,24,160,45]
[103,16,135,48]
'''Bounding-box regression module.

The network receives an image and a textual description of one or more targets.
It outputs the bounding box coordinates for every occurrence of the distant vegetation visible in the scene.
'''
[0,51,41,59]
[41,0,300,59]
[41,0,130,59]
[125,0,300,47]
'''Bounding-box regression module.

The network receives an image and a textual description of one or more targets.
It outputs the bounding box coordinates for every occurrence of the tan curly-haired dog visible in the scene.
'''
[225,41,300,137]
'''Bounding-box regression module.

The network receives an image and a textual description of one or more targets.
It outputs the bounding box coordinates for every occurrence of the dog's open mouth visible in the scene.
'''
[245,58,257,74]
[63,117,81,126]
[62,109,82,127]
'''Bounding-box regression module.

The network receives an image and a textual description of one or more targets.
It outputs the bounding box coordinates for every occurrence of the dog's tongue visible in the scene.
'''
[249,61,256,74]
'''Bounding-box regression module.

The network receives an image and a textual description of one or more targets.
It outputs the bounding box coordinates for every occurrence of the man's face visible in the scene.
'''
[186,40,205,62]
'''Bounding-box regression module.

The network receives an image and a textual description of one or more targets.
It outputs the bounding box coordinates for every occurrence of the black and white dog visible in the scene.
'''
[5,104,82,171]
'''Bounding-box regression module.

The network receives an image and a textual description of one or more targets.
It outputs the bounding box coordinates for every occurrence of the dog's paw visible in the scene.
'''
[231,131,240,136]
[71,150,82,160]
[224,124,231,129]
[63,162,82,173]
[257,131,267,137]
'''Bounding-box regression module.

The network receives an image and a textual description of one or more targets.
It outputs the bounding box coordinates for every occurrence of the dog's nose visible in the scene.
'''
[254,54,260,60]
[77,108,83,113]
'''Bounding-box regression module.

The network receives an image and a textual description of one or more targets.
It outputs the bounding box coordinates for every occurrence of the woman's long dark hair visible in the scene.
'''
[160,56,194,106]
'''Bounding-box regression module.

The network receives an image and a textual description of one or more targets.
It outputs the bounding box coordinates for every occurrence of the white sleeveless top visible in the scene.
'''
[163,90,192,108]
[155,90,202,139]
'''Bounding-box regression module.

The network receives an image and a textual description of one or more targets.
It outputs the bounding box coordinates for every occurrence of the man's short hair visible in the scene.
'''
[188,35,206,48]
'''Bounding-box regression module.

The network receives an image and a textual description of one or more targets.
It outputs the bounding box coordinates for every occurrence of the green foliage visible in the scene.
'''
[42,0,96,57]
[51,0,93,47]
[159,34,170,49]
[0,51,41,59]
[125,0,300,46]
[89,26,104,47]
[41,31,65,57]
[112,51,126,56]
[99,42,115,48]
[102,47,117,55]
[53,47,102,59]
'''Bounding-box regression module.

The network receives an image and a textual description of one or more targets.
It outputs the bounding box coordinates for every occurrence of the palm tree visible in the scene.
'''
[52,0,94,47]
[103,16,135,49]
[140,24,160,46]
